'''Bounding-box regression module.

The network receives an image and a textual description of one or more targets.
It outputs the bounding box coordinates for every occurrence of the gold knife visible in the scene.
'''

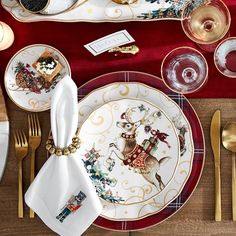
[210,110,221,221]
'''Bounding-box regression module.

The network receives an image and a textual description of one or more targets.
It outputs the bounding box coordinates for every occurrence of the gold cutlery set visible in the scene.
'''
[211,110,236,221]
[13,114,41,218]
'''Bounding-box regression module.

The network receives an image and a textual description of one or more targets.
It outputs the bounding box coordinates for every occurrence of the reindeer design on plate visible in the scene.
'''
[108,105,172,191]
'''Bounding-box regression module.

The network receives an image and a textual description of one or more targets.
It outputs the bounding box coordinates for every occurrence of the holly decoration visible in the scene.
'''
[138,6,179,19]
[138,0,204,20]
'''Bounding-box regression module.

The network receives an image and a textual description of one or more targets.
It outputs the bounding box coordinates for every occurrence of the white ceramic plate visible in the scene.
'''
[79,98,180,206]
[4,44,71,112]
[2,0,204,22]
[77,82,194,220]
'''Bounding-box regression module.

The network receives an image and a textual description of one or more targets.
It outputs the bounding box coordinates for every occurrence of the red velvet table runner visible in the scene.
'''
[0,0,235,98]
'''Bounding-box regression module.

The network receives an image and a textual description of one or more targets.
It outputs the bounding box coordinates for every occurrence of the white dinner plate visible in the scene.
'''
[77,82,194,220]
[78,98,180,206]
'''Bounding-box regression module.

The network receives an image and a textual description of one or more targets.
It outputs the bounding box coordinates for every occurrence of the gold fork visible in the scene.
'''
[14,130,28,218]
[28,114,41,218]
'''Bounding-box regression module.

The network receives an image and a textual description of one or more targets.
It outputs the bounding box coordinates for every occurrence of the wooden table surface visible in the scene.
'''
[1,97,236,236]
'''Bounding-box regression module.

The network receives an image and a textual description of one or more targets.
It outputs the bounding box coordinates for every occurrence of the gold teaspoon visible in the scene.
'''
[222,122,236,221]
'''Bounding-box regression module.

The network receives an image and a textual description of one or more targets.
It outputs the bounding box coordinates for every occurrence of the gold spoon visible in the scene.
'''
[222,122,236,221]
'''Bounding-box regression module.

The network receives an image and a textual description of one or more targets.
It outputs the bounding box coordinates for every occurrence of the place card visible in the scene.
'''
[84,30,135,56]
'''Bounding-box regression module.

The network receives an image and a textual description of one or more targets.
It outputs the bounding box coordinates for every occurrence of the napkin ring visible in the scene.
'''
[112,0,137,4]
[46,130,80,156]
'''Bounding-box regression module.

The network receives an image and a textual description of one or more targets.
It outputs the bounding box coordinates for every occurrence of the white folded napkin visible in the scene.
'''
[25,75,102,236]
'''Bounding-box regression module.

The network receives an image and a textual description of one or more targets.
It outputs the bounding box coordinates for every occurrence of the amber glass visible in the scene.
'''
[181,0,231,51]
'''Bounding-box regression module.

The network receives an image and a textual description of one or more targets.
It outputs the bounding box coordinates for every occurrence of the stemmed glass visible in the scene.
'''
[181,0,231,52]
[161,47,208,94]
[0,21,14,51]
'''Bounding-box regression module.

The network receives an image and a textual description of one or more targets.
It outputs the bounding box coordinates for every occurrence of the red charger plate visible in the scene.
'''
[78,71,205,231]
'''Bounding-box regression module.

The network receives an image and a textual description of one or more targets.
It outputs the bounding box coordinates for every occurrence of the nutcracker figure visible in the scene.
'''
[56,191,86,223]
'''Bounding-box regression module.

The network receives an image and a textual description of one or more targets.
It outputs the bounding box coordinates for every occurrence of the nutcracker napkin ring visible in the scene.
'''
[46,129,80,156]
[108,45,139,56]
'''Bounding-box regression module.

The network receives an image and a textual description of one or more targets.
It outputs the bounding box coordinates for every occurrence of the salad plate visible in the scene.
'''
[2,0,204,22]
[4,44,71,112]
[77,71,205,230]
[78,98,180,205]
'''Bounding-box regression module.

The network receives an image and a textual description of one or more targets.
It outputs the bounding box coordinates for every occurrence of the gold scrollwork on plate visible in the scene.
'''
[121,180,154,204]
[102,84,130,103]
[28,98,50,110]
[83,102,120,143]
[104,0,136,19]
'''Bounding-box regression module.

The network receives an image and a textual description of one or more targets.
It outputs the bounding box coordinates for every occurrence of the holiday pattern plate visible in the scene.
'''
[2,0,204,22]
[78,98,180,205]
[78,80,193,221]
[4,44,71,112]
[77,71,205,230]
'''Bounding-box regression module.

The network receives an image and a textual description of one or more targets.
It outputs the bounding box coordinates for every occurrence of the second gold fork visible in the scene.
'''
[14,130,28,218]
[28,114,41,218]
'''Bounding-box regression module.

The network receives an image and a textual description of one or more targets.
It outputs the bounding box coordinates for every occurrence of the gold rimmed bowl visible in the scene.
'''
[19,0,82,16]
[214,37,236,78]
[19,0,50,14]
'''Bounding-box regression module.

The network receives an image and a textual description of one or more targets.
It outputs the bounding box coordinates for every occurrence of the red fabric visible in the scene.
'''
[0,0,235,98]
